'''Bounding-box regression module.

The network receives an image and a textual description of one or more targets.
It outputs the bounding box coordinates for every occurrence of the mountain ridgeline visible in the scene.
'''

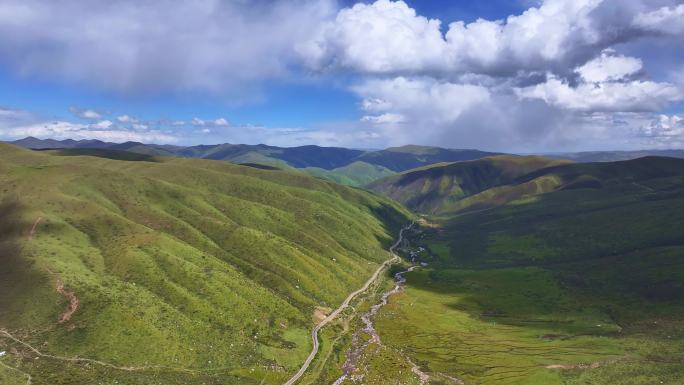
[367,155,569,214]
[9,137,500,186]
[0,143,410,384]
[368,155,684,215]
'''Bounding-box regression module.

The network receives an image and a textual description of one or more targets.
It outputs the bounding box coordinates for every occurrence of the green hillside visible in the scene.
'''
[367,155,570,214]
[304,161,395,187]
[356,145,500,172]
[0,144,410,385]
[353,156,684,384]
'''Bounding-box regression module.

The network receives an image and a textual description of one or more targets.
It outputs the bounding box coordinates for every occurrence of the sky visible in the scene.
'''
[0,0,683,152]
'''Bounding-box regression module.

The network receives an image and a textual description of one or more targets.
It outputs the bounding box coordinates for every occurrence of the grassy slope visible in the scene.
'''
[0,144,410,384]
[357,145,500,172]
[364,157,684,384]
[367,155,570,214]
[304,161,396,187]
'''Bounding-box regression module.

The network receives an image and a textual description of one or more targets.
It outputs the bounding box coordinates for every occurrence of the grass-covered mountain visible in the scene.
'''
[0,143,410,385]
[354,145,503,172]
[358,155,684,384]
[367,155,571,214]
[548,149,684,162]
[9,137,499,186]
[369,155,684,215]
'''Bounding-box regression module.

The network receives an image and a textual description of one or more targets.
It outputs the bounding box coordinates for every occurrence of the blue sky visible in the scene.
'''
[1,0,683,151]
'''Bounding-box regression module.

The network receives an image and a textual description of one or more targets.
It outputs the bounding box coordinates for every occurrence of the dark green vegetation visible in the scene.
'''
[9,138,499,186]
[549,149,684,163]
[0,143,411,384]
[304,161,395,187]
[363,156,684,384]
[368,155,570,214]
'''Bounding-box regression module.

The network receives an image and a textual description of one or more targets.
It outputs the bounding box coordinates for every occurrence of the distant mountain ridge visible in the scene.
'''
[546,149,684,162]
[8,137,500,185]
[9,137,684,187]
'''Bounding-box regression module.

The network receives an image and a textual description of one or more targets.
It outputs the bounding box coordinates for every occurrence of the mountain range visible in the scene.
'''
[7,137,501,186]
[9,137,684,187]
[2,139,684,384]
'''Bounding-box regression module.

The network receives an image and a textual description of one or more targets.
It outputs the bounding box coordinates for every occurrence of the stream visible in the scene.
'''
[332,266,430,385]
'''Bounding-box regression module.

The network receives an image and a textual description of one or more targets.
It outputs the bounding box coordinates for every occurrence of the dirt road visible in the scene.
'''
[283,223,412,385]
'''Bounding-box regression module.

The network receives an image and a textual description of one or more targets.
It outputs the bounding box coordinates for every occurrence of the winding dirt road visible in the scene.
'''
[283,223,412,385]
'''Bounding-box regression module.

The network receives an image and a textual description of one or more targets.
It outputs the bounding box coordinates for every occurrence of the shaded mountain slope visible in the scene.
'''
[367,155,570,214]
[368,155,684,385]
[356,145,501,172]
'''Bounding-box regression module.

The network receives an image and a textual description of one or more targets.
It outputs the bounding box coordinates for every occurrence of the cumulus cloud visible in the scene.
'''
[192,118,207,126]
[516,76,683,112]
[90,120,113,129]
[638,114,684,141]
[69,107,103,120]
[298,0,448,73]
[116,115,139,124]
[214,118,230,126]
[0,0,336,93]
[301,0,684,78]
[2,120,177,143]
[576,52,643,83]
[353,77,490,126]
[633,4,684,35]
[307,1,684,150]
[361,113,406,125]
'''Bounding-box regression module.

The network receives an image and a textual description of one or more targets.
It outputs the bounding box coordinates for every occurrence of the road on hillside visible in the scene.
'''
[283,223,413,385]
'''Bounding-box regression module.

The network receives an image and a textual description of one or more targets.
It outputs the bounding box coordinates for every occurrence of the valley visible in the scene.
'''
[358,156,684,384]
[1,143,683,385]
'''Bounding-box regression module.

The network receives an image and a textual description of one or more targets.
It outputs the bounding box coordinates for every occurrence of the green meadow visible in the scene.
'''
[358,157,684,384]
[0,144,410,384]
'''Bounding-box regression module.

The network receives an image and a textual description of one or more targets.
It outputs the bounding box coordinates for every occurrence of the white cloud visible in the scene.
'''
[1,120,177,143]
[0,0,336,93]
[638,114,684,140]
[576,52,643,83]
[214,118,229,126]
[351,77,494,146]
[300,0,682,78]
[90,120,113,129]
[192,118,206,126]
[516,76,683,112]
[299,0,449,73]
[69,107,103,120]
[360,98,393,112]
[633,4,684,35]
[116,114,138,124]
[353,77,490,125]
[361,113,405,124]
